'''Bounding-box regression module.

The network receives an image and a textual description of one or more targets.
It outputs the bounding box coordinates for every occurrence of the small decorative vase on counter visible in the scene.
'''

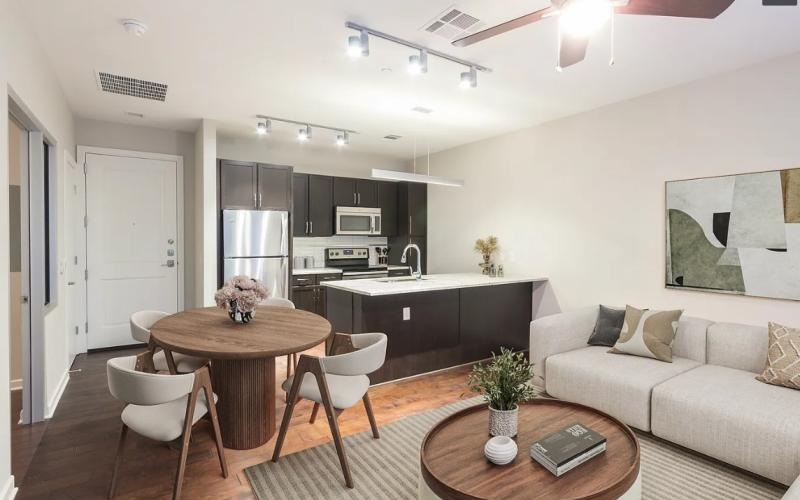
[484,436,518,465]
[488,405,518,437]
[228,301,255,324]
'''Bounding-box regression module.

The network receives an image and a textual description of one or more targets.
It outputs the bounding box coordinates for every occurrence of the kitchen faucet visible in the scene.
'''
[400,243,422,280]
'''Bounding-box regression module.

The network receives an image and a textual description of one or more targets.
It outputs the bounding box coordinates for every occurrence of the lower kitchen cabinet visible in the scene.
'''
[291,273,339,317]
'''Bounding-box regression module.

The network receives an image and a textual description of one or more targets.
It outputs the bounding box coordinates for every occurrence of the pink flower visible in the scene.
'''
[215,276,269,314]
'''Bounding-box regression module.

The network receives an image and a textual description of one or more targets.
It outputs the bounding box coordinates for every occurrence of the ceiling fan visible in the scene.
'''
[452,0,735,70]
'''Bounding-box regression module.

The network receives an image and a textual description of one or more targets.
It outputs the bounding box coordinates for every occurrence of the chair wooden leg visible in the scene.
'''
[315,374,353,488]
[173,386,199,500]
[363,393,379,439]
[201,377,228,478]
[108,424,128,499]
[273,360,305,462]
[309,403,320,424]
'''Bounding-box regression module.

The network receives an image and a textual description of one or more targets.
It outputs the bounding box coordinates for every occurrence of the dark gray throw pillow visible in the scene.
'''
[587,305,625,347]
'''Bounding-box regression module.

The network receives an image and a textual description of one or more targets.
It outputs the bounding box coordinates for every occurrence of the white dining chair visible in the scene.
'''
[130,310,207,374]
[106,352,227,499]
[263,298,299,379]
[272,332,387,488]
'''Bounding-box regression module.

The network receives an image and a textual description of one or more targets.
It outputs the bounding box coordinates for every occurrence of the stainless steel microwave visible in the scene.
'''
[335,206,382,236]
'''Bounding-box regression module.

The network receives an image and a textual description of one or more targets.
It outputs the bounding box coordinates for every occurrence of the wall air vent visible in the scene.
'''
[383,135,402,140]
[96,71,168,102]
[422,6,484,41]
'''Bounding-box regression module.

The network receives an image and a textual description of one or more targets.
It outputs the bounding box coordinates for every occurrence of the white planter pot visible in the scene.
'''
[488,405,518,437]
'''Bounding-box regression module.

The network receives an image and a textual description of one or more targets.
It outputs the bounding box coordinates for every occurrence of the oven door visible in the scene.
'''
[336,207,381,235]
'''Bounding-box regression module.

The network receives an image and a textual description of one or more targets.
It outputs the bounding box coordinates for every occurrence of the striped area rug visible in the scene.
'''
[245,397,788,499]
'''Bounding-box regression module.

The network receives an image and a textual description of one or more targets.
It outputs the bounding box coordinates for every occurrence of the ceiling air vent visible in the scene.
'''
[96,71,168,102]
[422,7,484,41]
[383,135,402,140]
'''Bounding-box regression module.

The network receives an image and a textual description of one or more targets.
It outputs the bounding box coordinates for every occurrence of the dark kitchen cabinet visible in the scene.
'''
[291,285,316,313]
[291,272,339,317]
[293,174,333,237]
[333,177,378,207]
[257,165,292,210]
[219,160,256,209]
[377,181,398,237]
[389,182,428,273]
[219,160,291,211]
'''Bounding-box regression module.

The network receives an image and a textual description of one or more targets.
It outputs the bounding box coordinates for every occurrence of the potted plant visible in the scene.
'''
[468,348,536,437]
[474,236,499,275]
[214,275,269,324]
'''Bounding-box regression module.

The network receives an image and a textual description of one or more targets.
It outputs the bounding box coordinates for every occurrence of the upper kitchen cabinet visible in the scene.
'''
[256,164,292,210]
[377,181,398,237]
[333,177,378,208]
[396,182,427,236]
[219,160,256,209]
[219,160,292,211]
[294,173,333,237]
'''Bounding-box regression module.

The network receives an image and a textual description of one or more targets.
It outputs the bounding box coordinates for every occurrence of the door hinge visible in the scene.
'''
[84,269,88,280]
[74,326,79,336]
[83,162,87,175]
[85,321,88,333]
[83,215,87,228]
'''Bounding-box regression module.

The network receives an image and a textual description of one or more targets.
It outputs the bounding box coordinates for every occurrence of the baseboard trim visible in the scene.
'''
[45,371,70,419]
[9,379,22,391]
[0,475,18,500]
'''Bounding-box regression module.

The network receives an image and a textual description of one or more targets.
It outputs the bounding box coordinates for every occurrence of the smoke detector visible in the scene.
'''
[121,19,148,36]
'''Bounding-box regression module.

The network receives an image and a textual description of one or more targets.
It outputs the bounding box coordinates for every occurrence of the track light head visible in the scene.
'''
[298,125,312,142]
[408,49,428,75]
[256,119,271,135]
[336,131,350,147]
[459,67,477,89]
[347,29,369,58]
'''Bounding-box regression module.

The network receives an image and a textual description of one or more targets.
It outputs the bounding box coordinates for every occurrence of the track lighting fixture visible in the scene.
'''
[408,49,428,75]
[298,125,312,142]
[336,131,350,147]
[459,67,477,89]
[256,119,271,135]
[345,22,490,88]
[347,29,369,58]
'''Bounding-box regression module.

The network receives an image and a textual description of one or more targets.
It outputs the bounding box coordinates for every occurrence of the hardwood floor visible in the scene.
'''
[15,347,474,499]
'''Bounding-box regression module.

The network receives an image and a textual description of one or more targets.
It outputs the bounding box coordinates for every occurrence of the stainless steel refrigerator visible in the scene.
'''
[222,209,289,299]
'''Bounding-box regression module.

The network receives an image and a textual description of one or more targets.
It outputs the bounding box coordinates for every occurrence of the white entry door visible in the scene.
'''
[64,154,87,360]
[86,151,181,349]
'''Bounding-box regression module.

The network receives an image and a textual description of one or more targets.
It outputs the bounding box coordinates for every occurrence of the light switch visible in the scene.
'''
[402,307,411,321]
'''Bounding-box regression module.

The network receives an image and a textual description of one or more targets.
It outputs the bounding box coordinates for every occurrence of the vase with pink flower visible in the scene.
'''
[214,275,269,324]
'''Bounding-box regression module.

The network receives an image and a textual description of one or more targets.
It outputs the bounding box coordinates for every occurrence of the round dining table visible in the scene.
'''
[150,305,332,450]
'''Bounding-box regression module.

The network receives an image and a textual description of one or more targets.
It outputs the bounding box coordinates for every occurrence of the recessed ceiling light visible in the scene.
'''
[411,106,433,114]
[121,19,148,37]
[125,111,144,118]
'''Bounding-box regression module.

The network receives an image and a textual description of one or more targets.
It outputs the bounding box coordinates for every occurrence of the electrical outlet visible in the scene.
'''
[402,307,411,321]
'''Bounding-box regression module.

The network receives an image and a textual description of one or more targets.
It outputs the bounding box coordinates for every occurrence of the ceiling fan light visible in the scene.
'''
[559,0,613,37]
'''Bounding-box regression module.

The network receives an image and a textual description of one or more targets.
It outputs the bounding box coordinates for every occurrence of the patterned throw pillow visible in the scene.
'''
[608,305,683,362]
[756,322,800,390]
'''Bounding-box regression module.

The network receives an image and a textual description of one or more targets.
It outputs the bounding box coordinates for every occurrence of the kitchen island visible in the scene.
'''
[323,274,550,384]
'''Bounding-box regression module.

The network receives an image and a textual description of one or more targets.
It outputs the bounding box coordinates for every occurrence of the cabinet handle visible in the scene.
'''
[258,192,262,208]
[409,216,412,234]
[353,192,357,205]
[309,221,313,234]
[253,192,257,207]
[357,192,361,205]
[305,221,309,234]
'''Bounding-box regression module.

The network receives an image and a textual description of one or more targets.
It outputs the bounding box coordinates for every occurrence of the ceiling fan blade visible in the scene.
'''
[616,0,735,19]
[559,33,589,69]
[452,6,556,47]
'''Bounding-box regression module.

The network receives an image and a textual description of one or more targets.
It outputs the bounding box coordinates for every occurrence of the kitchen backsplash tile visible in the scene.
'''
[293,236,388,268]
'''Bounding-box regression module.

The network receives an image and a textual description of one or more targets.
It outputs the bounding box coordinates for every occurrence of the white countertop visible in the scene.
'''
[292,267,343,276]
[321,273,548,296]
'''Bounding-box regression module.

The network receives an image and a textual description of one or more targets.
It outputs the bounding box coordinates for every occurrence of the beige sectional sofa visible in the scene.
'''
[530,306,800,494]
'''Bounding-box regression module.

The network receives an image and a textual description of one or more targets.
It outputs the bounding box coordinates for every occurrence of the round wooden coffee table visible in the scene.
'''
[150,306,331,450]
[420,399,640,500]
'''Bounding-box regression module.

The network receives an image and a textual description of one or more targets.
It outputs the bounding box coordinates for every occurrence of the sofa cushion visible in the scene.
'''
[672,316,712,363]
[609,306,683,362]
[708,322,769,374]
[784,476,800,500]
[652,364,800,486]
[757,322,800,391]
[587,305,625,347]
[545,346,700,431]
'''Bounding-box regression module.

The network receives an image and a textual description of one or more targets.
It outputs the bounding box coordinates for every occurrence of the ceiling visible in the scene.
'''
[19,0,800,159]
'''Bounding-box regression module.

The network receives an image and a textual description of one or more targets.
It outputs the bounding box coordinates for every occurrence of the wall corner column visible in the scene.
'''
[194,119,217,307]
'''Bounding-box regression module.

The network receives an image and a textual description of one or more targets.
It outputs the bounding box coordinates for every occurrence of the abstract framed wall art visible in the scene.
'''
[666,168,800,300]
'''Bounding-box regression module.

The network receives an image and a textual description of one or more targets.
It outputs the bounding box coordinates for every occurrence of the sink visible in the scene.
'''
[376,276,429,283]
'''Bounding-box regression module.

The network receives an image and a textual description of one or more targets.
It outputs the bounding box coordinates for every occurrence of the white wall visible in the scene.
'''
[217,134,407,178]
[75,118,197,308]
[1,0,76,494]
[425,52,800,327]
[195,120,217,307]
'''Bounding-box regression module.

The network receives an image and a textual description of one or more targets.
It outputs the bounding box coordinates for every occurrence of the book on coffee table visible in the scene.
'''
[530,423,607,477]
